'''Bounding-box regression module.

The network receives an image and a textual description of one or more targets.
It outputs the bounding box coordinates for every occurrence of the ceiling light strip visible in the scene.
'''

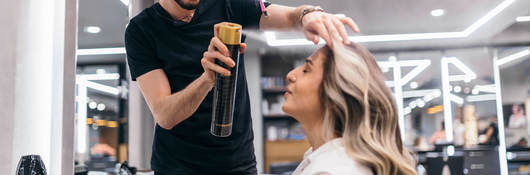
[402,89,440,98]
[466,94,497,102]
[496,49,530,66]
[120,0,129,6]
[516,16,530,22]
[463,0,516,35]
[265,0,517,46]
[474,84,496,93]
[78,80,120,95]
[77,47,126,56]
[77,73,120,81]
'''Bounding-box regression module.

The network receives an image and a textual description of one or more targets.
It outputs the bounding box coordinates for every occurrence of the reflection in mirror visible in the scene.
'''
[75,65,128,173]
[497,46,530,174]
[376,48,512,174]
[74,0,130,173]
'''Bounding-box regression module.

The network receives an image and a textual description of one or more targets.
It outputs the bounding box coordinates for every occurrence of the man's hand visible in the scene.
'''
[301,11,359,46]
[201,22,247,84]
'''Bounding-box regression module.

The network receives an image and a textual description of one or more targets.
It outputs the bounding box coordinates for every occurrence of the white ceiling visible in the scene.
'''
[78,0,129,49]
[77,0,530,56]
[271,0,501,34]
[263,0,530,50]
[76,0,530,105]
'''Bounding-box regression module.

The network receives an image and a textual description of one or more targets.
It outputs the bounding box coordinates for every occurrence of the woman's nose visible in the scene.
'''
[286,70,296,83]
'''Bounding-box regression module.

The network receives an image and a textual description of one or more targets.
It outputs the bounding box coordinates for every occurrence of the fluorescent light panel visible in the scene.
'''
[440,57,453,141]
[493,50,509,175]
[390,56,405,141]
[399,60,431,86]
[120,0,129,6]
[444,57,477,82]
[77,73,120,81]
[516,16,530,22]
[265,0,517,46]
[431,9,446,17]
[467,94,497,102]
[265,32,466,46]
[463,0,516,35]
[402,89,440,98]
[496,49,530,66]
[84,26,101,34]
[78,80,120,95]
[76,85,88,153]
[378,59,431,87]
[474,84,496,93]
[77,47,125,56]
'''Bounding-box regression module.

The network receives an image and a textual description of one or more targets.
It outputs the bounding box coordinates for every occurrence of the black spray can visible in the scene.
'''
[211,23,242,137]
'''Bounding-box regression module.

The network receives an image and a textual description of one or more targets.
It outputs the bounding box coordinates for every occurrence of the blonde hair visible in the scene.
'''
[319,42,416,175]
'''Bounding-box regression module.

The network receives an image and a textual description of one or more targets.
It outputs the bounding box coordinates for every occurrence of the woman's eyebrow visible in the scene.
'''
[305,59,313,65]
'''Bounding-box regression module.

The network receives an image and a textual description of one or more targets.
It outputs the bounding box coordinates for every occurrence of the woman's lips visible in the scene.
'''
[285,88,292,97]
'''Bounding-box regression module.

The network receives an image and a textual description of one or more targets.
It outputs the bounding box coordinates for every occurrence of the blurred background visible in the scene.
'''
[1,0,529,174]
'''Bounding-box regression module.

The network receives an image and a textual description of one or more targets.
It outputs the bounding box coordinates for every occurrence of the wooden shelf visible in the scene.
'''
[264,139,310,173]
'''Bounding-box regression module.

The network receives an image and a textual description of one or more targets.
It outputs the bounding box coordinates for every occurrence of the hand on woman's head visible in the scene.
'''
[322,15,349,49]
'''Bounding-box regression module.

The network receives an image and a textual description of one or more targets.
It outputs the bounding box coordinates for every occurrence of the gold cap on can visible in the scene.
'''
[218,23,242,45]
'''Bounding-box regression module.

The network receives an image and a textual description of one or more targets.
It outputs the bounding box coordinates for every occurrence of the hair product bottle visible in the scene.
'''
[211,23,242,137]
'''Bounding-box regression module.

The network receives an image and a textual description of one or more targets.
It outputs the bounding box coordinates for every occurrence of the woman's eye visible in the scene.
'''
[303,69,308,73]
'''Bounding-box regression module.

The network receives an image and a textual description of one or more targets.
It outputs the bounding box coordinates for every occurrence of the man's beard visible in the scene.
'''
[174,0,199,10]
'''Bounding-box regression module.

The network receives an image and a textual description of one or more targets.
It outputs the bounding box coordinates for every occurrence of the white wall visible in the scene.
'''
[12,0,55,171]
[0,0,20,172]
[0,0,76,174]
[244,46,264,173]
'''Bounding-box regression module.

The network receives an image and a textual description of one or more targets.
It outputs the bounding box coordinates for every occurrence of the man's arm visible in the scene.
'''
[137,70,214,130]
[258,5,306,30]
[259,4,360,46]
[136,28,247,130]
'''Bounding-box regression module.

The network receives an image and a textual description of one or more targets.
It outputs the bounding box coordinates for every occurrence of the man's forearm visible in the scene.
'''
[260,4,311,30]
[286,5,310,29]
[153,73,213,129]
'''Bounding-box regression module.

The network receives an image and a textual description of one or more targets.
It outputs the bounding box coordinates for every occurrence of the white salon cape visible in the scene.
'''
[292,138,373,175]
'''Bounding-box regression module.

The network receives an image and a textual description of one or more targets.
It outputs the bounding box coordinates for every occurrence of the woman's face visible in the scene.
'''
[513,104,521,114]
[282,47,327,121]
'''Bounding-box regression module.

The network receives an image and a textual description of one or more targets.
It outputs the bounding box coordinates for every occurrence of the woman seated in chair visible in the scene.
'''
[282,20,416,175]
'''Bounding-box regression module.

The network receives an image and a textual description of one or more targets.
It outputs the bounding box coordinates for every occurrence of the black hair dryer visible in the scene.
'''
[16,155,47,175]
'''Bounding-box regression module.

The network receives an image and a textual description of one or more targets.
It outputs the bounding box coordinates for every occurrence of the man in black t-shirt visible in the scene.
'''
[125,0,359,174]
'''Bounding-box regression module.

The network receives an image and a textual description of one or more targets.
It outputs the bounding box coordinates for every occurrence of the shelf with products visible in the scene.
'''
[261,76,286,93]
[261,76,289,119]
[263,119,308,173]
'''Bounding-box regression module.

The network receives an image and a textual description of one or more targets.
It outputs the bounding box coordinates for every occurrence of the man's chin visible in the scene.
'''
[175,0,199,10]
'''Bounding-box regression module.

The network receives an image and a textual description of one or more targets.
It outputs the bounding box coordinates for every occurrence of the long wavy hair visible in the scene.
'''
[319,41,416,175]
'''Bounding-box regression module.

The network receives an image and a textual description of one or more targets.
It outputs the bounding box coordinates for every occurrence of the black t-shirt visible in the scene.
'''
[124,0,262,174]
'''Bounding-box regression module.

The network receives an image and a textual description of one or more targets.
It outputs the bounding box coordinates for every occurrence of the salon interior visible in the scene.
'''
[1,0,530,174]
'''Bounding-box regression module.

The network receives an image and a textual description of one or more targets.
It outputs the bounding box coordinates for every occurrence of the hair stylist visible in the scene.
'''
[124,0,359,174]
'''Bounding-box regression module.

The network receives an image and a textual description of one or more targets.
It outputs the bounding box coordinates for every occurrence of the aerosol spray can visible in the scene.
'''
[211,23,242,137]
